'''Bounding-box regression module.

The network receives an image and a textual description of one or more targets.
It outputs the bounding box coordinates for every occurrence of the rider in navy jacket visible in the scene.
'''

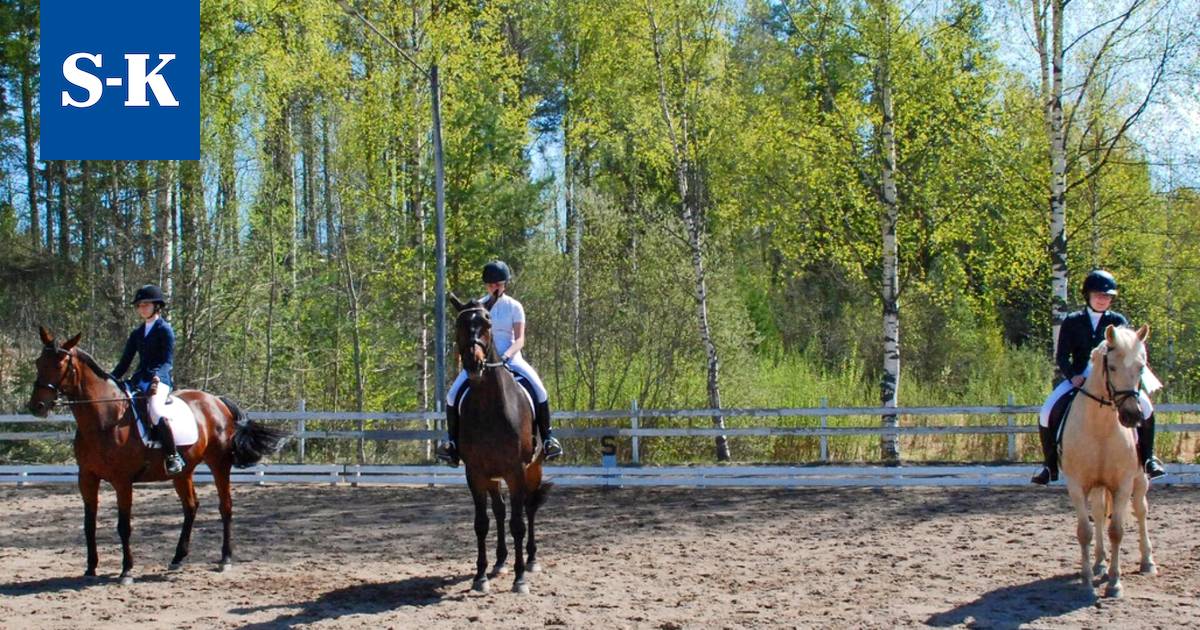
[111,284,184,475]
[1032,270,1165,484]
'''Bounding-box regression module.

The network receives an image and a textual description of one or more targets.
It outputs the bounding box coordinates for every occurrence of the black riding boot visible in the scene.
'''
[534,400,562,460]
[1031,425,1058,485]
[435,406,460,467]
[1138,414,1166,479]
[157,420,185,475]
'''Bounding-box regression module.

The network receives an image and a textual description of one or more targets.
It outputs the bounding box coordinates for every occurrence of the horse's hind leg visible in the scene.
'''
[467,474,491,593]
[211,463,235,571]
[169,475,199,570]
[79,471,100,578]
[1067,481,1094,591]
[508,480,529,594]
[488,481,509,577]
[1132,474,1157,575]
[1089,489,1108,579]
[113,481,136,585]
[526,465,545,573]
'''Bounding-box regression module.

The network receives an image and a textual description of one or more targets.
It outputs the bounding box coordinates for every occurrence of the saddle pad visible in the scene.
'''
[134,393,200,447]
[457,375,535,416]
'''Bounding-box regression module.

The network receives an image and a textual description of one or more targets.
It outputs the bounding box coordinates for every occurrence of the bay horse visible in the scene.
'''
[1059,324,1157,598]
[449,294,550,595]
[27,327,287,585]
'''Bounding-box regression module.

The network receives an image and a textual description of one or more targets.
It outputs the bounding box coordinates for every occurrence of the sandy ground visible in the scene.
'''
[0,482,1197,629]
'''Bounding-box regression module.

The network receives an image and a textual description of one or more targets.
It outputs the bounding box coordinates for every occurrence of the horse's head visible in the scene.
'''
[1094,324,1150,428]
[450,293,492,380]
[28,326,82,418]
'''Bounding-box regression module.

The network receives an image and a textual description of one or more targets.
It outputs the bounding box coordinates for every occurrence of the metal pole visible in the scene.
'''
[297,399,306,464]
[1006,392,1017,461]
[432,63,447,415]
[631,399,640,465]
[819,397,829,463]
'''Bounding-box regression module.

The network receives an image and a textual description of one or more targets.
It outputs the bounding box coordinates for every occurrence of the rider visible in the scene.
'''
[436,260,563,466]
[1032,269,1165,484]
[111,284,185,475]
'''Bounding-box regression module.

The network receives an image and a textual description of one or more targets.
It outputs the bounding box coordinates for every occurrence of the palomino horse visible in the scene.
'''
[27,327,287,584]
[1059,324,1157,598]
[449,294,550,595]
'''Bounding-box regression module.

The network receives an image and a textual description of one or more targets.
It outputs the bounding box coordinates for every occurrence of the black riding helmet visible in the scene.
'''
[1082,269,1118,297]
[132,284,167,306]
[482,260,512,284]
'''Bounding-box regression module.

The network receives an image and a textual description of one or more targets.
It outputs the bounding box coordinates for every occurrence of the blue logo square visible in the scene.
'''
[40,0,199,160]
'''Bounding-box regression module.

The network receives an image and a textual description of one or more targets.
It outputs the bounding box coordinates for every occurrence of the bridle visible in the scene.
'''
[33,347,134,408]
[456,305,508,371]
[1075,350,1144,410]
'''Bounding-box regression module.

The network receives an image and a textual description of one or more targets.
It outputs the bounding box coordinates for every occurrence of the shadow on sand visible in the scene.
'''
[926,574,1096,629]
[230,574,467,629]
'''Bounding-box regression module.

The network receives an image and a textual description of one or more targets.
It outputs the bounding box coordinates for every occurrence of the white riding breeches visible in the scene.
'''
[1039,363,1154,427]
[447,353,548,407]
[147,382,172,425]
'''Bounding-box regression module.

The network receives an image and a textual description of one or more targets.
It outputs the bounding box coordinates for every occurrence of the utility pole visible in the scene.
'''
[337,1,448,412]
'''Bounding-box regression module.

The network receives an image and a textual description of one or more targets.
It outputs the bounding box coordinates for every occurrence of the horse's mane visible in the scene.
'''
[70,347,119,386]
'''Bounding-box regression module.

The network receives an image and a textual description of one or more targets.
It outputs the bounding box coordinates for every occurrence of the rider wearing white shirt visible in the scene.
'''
[436,260,563,465]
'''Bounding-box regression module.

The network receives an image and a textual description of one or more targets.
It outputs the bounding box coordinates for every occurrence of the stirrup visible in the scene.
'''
[1145,457,1166,479]
[1030,466,1056,485]
[543,437,563,460]
[165,453,185,475]
[435,441,459,467]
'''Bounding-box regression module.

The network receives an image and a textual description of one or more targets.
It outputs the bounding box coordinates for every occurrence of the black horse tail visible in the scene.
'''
[222,396,289,468]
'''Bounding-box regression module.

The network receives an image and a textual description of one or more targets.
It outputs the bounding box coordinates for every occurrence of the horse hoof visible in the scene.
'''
[491,563,509,577]
[528,561,542,573]
[1092,563,1107,578]
[1140,562,1158,576]
[120,576,134,586]
[512,580,529,595]
[168,562,183,572]
[1104,583,1122,599]
[472,578,489,593]
[219,562,233,573]
[83,570,97,579]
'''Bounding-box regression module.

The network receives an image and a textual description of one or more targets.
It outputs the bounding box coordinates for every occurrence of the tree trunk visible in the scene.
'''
[20,57,39,251]
[646,2,728,460]
[1047,0,1069,359]
[57,162,70,258]
[878,57,901,464]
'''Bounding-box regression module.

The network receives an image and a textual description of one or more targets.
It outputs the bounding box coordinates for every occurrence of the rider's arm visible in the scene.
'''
[504,322,526,360]
[1055,319,1075,381]
[111,330,137,379]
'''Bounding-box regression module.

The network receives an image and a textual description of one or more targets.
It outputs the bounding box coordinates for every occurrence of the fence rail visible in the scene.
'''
[2,462,1198,488]
[3,402,1198,466]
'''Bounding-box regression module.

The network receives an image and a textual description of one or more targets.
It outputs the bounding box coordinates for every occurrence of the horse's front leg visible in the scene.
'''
[467,474,490,593]
[79,471,100,578]
[169,475,199,570]
[1067,481,1094,591]
[1132,475,1157,575]
[488,482,508,577]
[1104,483,1133,598]
[113,481,136,585]
[1089,489,1108,579]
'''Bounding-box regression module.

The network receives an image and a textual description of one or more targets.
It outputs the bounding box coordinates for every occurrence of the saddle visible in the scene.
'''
[1050,388,1077,452]
[119,382,164,449]
[455,371,536,415]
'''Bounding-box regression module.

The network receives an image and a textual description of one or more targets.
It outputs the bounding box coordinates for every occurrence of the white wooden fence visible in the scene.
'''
[2,402,1197,487]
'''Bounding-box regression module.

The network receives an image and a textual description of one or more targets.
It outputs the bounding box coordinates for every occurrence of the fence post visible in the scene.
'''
[631,399,640,466]
[819,397,829,463]
[1006,392,1017,461]
[297,399,306,464]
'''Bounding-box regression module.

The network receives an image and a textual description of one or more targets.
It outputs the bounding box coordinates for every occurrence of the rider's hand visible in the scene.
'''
[1071,375,1086,388]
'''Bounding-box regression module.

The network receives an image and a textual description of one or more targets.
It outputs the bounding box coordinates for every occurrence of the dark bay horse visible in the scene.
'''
[27,327,287,585]
[450,294,550,595]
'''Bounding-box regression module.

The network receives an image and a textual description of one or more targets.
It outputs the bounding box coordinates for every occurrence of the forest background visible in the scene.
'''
[1,0,1198,465]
